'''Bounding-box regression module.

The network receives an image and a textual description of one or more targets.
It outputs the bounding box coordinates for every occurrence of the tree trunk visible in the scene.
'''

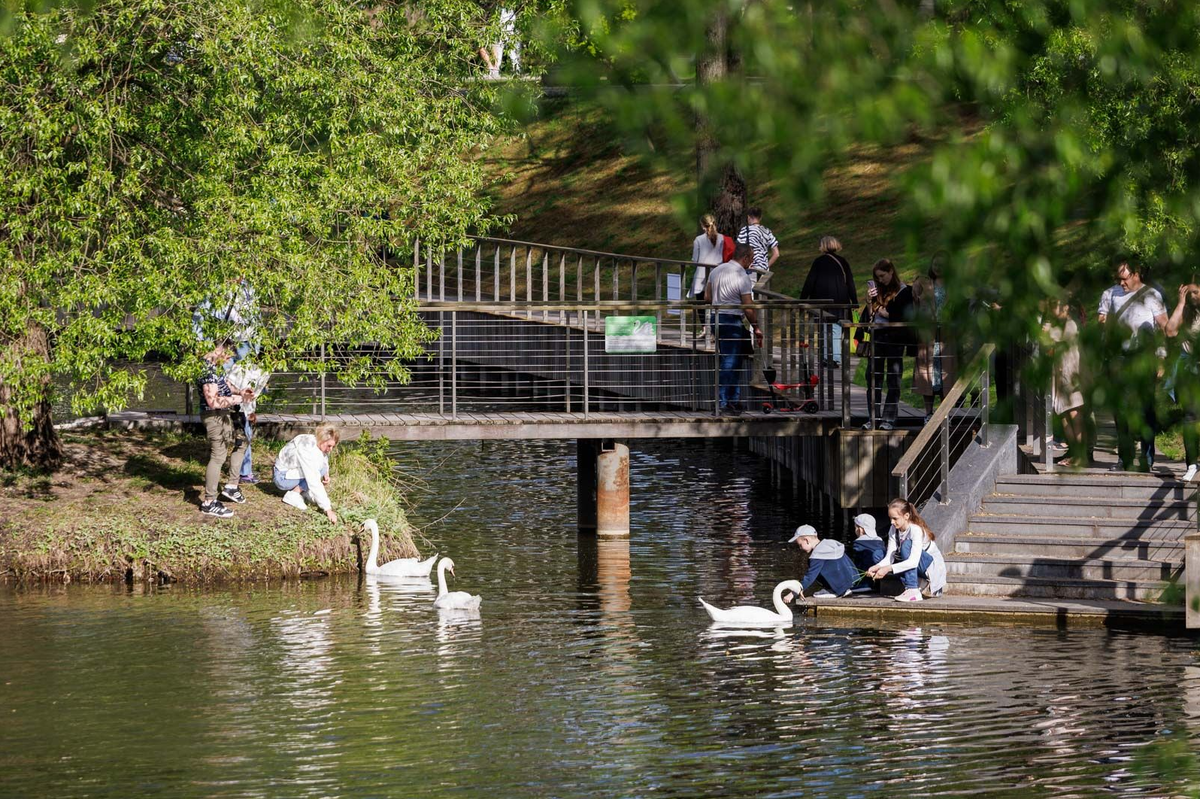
[695,6,747,238]
[0,322,63,472]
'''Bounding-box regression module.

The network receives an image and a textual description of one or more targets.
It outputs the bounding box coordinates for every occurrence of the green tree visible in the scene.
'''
[0,0,504,470]
[550,0,1200,344]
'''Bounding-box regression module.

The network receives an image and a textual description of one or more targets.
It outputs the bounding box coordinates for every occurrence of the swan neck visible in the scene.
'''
[437,560,450,596]
[366,525,379,570]
[772,583,794,619]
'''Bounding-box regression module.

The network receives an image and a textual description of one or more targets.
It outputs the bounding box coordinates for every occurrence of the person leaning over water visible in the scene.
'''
[273,425,340,524]
[197,342,255,518]
[789,524,858,599]
[866,498,947,602]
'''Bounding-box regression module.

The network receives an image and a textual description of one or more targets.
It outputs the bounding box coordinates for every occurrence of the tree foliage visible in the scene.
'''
[0,0,507,467]
[548,0,1200,344]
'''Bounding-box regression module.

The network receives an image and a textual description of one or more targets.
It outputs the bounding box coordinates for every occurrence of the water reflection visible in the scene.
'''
[3,440,1200,798]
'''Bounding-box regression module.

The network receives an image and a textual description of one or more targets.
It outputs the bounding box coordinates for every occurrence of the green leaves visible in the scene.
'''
[0,0,504,431]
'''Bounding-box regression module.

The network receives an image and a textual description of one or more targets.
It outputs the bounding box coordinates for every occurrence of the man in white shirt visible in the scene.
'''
[705,244,764,414]
[735,207,780,284]
[1104,259,1168,470]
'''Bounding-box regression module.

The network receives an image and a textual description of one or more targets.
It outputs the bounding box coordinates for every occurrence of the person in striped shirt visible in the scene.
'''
[735,207,780,283]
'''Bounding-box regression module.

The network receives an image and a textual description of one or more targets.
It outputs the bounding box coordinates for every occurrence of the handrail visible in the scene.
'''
[468,235,702,268]
[892,343,995,481]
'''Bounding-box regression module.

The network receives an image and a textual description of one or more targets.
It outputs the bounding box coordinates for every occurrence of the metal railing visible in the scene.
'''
[413,236,779,307]
[259,300,851,420]
[891,344,994,509]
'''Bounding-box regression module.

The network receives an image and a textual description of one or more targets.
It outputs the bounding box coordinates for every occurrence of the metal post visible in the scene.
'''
[185,382,194,417]
[713,319,721,415]
[867,336,876,429]
[1045,389,1054,473]
[475,247,482,302]
[451,311,458,420]
[582,309,590,419]
[841,323,851,428]
[319,343,327,420]
[939,416,950,504]
[438,312,444,415]
[565,321,572,412]
[413,238,420,299]
[457,248,463,302]
[981,358,991,447]
[899,471,909,501]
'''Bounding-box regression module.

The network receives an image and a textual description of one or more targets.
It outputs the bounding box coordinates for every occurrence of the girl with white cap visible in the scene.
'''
[866,498,947,601]
[789,524,858,598]
[850,513,886,593]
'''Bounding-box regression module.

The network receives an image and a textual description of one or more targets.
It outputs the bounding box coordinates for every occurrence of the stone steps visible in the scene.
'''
[946,553,1182,583]
[954,533,1184,560]
[948,574,1168,601]
[993,474,1192,501]
[945,471,1191,601]
[980,495,1194,521]
[966,514,1193,539]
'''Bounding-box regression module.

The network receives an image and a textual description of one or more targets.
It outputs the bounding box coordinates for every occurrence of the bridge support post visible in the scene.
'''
[577,439,599,533]
[596,441,631,538]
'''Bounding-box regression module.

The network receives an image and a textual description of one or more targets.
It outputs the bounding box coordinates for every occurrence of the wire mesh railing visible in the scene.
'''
[256,301,852,420]
[891,344,994,509]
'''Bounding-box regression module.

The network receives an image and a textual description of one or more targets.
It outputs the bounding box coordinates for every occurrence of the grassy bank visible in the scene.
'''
[0,429,419,584]
[482,97,958,292]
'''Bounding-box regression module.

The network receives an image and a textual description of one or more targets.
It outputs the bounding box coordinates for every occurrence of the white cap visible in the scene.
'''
[853,513,877,535]
[787,524,818,543]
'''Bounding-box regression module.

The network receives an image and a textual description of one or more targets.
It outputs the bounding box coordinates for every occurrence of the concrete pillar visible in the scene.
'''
[596,441,630,538]
[577,439,599,533]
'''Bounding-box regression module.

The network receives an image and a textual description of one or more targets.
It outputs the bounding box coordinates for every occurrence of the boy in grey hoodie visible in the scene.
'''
[789,524,858,598]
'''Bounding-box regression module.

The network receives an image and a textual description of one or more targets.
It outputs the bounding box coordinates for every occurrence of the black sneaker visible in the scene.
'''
[220,486,247,504]
[200,500,234,518]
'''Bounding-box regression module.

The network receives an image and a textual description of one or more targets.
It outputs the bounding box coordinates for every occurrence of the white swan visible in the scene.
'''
[434,557,482,611]
[699,579,804,626]
[363,519,438,578]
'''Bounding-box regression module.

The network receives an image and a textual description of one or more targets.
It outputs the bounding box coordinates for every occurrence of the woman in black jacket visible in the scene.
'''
[861,258,914,430]
[800,236,856,365]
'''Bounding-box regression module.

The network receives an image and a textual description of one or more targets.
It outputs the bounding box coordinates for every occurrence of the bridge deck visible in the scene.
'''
[108,409,840,441]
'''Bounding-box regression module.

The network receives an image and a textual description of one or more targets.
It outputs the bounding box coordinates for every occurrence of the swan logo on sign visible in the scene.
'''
[605,316,657,354]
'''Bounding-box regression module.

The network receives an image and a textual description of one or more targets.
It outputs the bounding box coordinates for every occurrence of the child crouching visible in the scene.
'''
[850,513,886,593]
[789,524,858,598]
[866,498,947,602]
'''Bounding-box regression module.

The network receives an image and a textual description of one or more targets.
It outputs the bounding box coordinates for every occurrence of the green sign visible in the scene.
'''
[605,316,657,354]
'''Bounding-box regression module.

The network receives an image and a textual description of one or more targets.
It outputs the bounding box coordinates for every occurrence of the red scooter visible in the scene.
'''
[761,367,820,414]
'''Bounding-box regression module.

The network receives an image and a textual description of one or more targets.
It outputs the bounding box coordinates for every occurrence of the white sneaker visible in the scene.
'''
[894,588,924,602]
[282,490,306,511]
[811,590,835,598]
[1185,464,1198,482]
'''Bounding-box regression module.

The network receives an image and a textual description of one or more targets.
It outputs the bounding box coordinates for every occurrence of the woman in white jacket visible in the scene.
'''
[273,425,340,523]
[866,498,947,602]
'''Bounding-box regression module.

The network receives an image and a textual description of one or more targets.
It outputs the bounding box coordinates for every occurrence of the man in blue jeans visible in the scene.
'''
[705,244,763,414]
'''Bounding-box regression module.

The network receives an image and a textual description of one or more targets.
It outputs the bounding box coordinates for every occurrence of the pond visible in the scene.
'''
[3,439,1200,797]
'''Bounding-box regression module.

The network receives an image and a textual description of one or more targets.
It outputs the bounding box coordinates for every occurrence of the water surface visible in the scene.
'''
[3,439,1200,797]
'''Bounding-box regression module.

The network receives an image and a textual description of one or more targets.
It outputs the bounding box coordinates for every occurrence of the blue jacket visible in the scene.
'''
[800,539,858,596]
[851,536,886,572]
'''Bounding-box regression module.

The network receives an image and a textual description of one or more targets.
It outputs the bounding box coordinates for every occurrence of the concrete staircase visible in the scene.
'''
[946,472,1193,600]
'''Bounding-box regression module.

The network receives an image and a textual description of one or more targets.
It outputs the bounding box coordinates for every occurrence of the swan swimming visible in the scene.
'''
[362,519,439,578]
[698,580,804,626]
[434,557,482,611]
